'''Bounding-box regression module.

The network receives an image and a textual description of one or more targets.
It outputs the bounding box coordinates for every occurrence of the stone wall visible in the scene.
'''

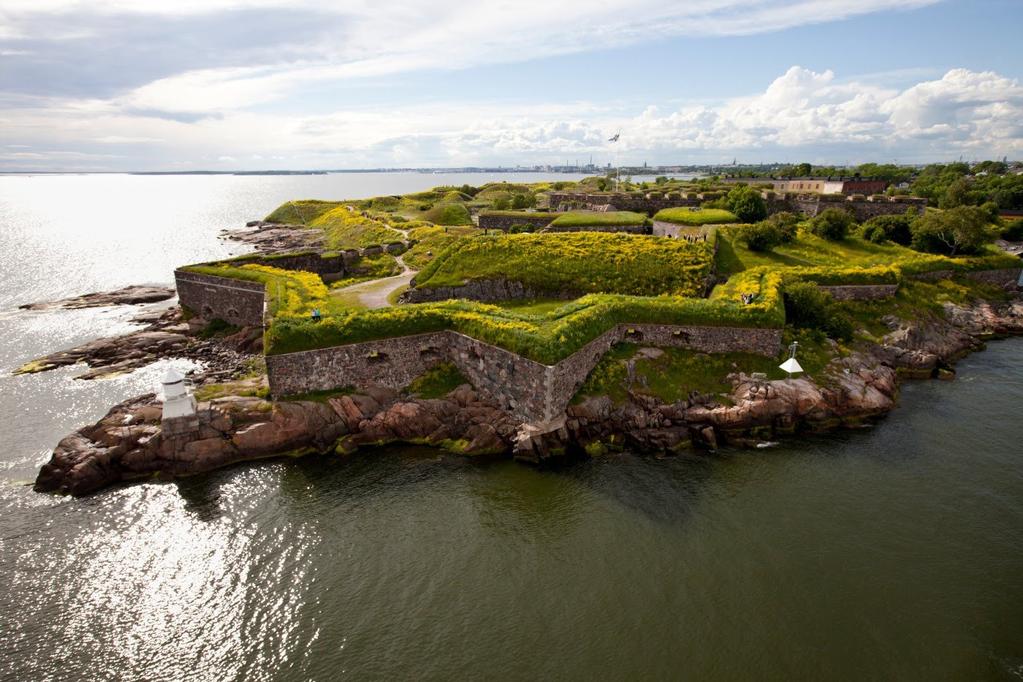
[546,190,928,223]
[265,324,782,424]
[265,332,451,397]
[819,284,899,301]
[477,213,559,231]
[911,267,1022,289]
[401,278,579,304]
[447,333,550,421]
[174,270,266,327]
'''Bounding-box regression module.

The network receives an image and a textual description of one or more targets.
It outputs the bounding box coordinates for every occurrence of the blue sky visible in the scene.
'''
[1,0,1021,171]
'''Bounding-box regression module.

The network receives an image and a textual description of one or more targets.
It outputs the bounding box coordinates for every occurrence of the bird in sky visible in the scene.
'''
[608,132,620,143]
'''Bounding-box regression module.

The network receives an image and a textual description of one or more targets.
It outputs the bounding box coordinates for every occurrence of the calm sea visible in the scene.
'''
[1,173,1022,681]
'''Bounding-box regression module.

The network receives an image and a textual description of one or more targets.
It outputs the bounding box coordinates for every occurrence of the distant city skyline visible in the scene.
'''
[2,0,1022,172]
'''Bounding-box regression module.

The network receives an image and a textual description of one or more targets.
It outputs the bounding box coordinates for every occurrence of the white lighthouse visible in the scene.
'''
[161,368,197,420]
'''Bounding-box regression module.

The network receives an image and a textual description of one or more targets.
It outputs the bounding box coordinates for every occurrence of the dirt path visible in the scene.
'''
[331,254,416,309]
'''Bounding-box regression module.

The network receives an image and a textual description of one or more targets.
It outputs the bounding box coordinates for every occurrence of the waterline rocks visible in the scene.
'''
[32,295,1023,497]
[18,285,176,310]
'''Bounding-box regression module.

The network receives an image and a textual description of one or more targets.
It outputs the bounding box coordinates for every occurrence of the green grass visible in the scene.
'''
[653,208,739,226]
[264,200,344,225]
[714,225,1019,277]
[403,225,482,270]
[492,299,571,315]
[406,362,468,398]
[413,232,715,297]
[265,278,786,365]
[423,203,473,226]
[574,329,835,405]
[308,207,403,250]
[549,211,650,228]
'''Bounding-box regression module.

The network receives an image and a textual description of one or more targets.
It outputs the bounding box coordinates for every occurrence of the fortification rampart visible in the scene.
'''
[546,191,927,222]
[477,213,559,231]
[265,324,783,423]
[174,270,266,327]
[818,284,899,301]
[400,278,580,304]
[911,267,1022,290]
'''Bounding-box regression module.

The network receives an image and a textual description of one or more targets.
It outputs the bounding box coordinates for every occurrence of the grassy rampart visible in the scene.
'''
[413,232,715,296]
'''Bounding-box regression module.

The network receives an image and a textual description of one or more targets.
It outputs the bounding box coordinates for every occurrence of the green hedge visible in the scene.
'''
[653,208,739,226]
[549,211,651,227]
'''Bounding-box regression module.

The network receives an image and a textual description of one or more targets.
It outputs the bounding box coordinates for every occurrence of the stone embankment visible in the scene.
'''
[34,295,1023,496]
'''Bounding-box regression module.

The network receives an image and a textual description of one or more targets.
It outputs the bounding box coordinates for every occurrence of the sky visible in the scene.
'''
[1,0,1021,171]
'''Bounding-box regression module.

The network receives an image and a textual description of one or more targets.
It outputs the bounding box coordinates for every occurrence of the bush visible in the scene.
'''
[423,203,473,226]
[766,212,799,243]
[726,185,768,223]
[809,208,855,241]
[783,281,853,340]
[511,193,536,209]
[1001,219,1023,241]
[910,206,991,256]
[861,214,913,245]
[738,221,784,252]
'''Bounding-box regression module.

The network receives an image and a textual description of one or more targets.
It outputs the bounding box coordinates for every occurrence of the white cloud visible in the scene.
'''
[3,66,1021,170]
[4,0,944,114]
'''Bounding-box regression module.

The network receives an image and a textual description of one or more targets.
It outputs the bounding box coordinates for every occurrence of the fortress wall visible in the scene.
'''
[401,278,579,304]
[477,213,558,231]
[911,267,1022,289]
[446,333,550,422]
[227,252,351,275]
[819,284,899,301]
[545,191,927,223]
[265,332,451,397]
[543,324,782,419]
[174,270,266,327]
[264,324,782,424]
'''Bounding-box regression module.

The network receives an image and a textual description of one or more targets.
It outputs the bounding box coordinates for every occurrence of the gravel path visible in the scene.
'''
[332,254,416,309]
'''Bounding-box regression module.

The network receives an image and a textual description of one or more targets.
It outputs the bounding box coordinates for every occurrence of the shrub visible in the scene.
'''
[910,206,991,256]
[738,221,784,252]
[809,208,855,241]
[510,193,536,209]
[860,214,913,245]
[726,185,768,223]
[783,281,853,340]
[423,202,473,226]
[766,212,799,243]
[1001,219,1023,241]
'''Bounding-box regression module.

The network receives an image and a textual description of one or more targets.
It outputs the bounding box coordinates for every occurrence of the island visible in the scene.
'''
[24,175,1023,495]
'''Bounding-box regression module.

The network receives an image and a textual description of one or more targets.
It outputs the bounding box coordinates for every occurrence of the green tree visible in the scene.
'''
[738,221,783,252]
[940,177,972,208]
[860,214,913,245]
[766,211,800,243]
[795,162,813,176]
[910,206,991,255]
[726,185,768,222]
[783,282,853,340]
[492,196,511,210]
[809,208,855,240]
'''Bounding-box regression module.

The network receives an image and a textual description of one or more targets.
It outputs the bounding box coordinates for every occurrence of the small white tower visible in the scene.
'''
[161,368,197,420]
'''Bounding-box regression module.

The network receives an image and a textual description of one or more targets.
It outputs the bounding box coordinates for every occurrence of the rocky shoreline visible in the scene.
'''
[32,295,1023,497]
